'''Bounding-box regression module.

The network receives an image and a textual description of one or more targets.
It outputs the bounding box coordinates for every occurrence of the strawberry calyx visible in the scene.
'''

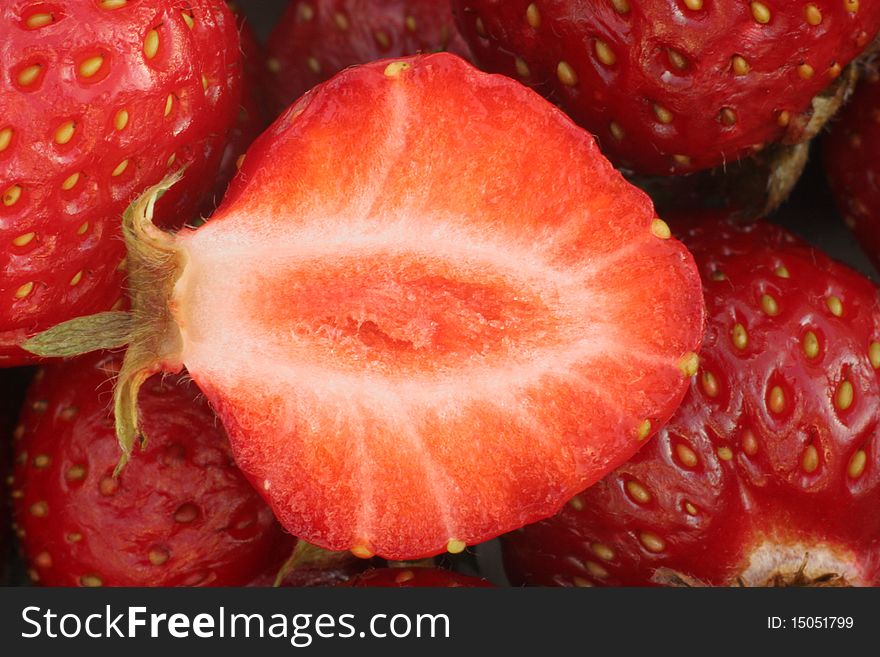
[272,540,357,587]
[23,175,188,469]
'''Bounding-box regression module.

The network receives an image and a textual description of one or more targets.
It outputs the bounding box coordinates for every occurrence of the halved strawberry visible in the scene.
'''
[11,352,292,587]
[824,66,880,272]
[453,0,879,176]
[343,567,493,587]
[26,53,704,560]
[0,0,243,366]
[503,219,880,587]
[265,0,469,115]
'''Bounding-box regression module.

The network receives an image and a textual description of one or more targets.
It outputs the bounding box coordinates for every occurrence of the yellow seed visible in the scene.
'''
[742,429,758,456]
[610,121,625,140]
[114,109,129,131]
[69,270,83,287]
[101,0,128,8]
[836,380,854,411]
[676,443,699,468]
[774,265,790,278]
[111,159,129,177]
[717,446,734,461]
[805,4,822,25]
[13,232,35,247]
[3,184,22,206]
[514,57,530,78]
[640,532,666,553]
[827,295,843,317]
[236,154,246,169]
[802,444,819,473]
[572,576,592,587]
[586,561,609,579]
[594,39,616,66]
[672,154,691,167]
[701,371,720,398]
[653,104,674,124]
[54,121,76,145]
[17,64,42,87]
[61,172,81,191]
[351,544,374,559]
[869,342,880,369]
[684,502,698,515]
[678,352,700,377]
[684,0,703,9]
[651,218,671,239]
[0,127,12,152]
[33,455,50,468]
[798,63,815,79]
[447,539,466,554]
[30,501,48,517]
[732,55,750,76]
[299,3,315,21]
[66,465,86,481]
[568,495,584,511]
[26,13,54,29]
[637,419,652,441]
[76,222,90,235]
[67,533,83,542]
[79,55,104,78]
[720,107,737,126]
[526,3,541,28]
[80,575,103,587]
[668,49,687,70]
[374,30,390,49]
[592,543,615,561]
[475,17,487,37]
[626,480,652,504]
[149,548,170,566]
[828,62,842,79]
[761,293,779,316]
[266,57,281,73]
[844,0,859,12]
[383,61,411,78]
[731,323,748,350]
[802,331,819,359]
[144,29,160,59]
[164,94,174,117]
[751,2,771,23]
[182,11,194,29]
[769,385,785,413]
[307,56,321,74]
[328,11,348,30]
[166,152,176,168]
[848,449,867,479]
[777,110,791,127]
[557,61,578,86]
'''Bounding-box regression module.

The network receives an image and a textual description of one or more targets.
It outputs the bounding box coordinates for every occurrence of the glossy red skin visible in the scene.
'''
[503,220,880,586]
[265,0,470,115]
[178,53,704,559]
[0,0,243,367]
[12,352,292,587]
[453,0,880,175]
[824,69,880,272]
[343,567,493,587]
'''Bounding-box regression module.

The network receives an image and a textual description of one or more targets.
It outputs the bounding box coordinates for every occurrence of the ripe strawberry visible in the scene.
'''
[27,54,704,560]
[824,66,880,272]
[503,219,880,587]
[343,567,493,587]
[11,352,292,587]
[265,0,469,115]
[453,0,879,176]
[0,0,243,367]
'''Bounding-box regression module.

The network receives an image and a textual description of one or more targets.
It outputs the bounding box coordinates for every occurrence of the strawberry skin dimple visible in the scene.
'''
[0,0,243,366]
[503,219,880,587]
[110,53,705,560]
[453,0,880,175]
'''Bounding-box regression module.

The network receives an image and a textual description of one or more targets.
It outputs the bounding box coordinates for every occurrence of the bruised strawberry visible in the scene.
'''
[265,0,469,115]
[26,54,704,560]
[453,1,879,176]
[503,219,880,587]
[824,67,880,272]
[0,0,243,367]
[11,352,292,587]
[343,567,493,587]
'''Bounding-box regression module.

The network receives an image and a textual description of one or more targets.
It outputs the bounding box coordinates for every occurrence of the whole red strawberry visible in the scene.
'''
[0,0,243,367]
[453,1,879,175]
[824,67,880,272]
[503,219,880,587]
[265,0,470,115]
[11,352,292,587]
[25,53,703,560]
[343,567,493,587]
